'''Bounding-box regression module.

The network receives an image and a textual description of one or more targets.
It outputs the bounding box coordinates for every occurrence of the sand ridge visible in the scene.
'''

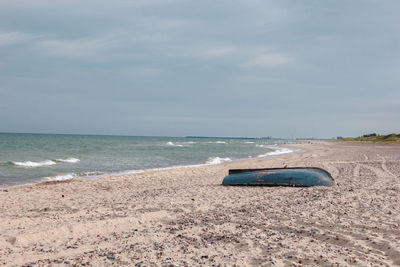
[0,141,399,266]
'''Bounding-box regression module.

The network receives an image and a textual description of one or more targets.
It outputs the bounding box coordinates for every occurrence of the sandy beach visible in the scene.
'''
[0,141,399,266]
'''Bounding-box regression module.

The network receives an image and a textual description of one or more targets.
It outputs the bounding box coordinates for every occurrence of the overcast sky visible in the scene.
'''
[0,0,399,138]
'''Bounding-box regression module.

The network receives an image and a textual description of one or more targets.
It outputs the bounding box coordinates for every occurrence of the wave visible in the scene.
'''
[267,147,293,156]
[256,144,277,148]
[40,171,107,182]
[166,142,184,147]
[55,157,80,163]
[208,141,227,144]
[257,146,294,157]
[244,141,254,144]
[205,157,232,165]
[77,171,105,177]
[11,160,57,167]
[8,157,80,168]
[42,173,76,181]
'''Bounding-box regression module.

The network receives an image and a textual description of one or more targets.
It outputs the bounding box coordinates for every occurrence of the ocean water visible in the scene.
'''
[0,133,296,188]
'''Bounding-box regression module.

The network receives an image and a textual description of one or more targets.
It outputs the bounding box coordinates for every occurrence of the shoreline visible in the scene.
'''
[1,141,399,266]
[0,145,301,191]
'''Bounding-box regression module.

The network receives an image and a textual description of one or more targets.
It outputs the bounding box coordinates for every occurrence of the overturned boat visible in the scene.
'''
[222,167,334,187]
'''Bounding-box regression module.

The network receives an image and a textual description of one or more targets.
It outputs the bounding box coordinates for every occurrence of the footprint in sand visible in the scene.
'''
[377,154,397,179]
[358,164,392,179]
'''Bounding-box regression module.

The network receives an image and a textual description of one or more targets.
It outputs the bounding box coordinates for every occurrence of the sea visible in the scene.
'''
[0,133,298,188]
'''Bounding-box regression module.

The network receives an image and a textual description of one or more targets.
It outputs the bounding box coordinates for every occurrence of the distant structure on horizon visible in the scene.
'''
[185,136,273,140]
[362,133,377,137]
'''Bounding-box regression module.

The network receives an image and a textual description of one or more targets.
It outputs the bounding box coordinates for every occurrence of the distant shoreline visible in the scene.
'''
[185,136,273,140]
[0,132,274,139]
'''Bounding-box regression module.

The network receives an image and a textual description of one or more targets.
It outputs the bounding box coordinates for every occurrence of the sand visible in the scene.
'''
[0,141,399,266]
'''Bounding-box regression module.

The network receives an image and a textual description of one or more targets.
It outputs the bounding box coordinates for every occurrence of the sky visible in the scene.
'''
[0,0,399,138]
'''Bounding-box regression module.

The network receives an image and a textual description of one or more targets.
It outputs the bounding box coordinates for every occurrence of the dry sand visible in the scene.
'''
[0,141,399,266]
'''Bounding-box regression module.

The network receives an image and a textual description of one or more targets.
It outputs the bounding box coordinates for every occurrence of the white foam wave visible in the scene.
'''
[244,141,254,144]
[267,147,293,155]
[12,160,57,167]
[205,157,232,165]
[257,146,294,157]
[208,141,227,144]
[77,171,105,177]
[42,171,104,181]
[42,173,76,181]
[56,157,80,163]
[11,157,80,168]
[256,144,273,148]
[166,141,183,147]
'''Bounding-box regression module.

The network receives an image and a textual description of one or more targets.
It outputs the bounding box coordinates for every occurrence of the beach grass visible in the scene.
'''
[341,133,400,144]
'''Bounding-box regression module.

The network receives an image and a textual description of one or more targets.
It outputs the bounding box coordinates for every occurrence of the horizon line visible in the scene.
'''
[0,131,307,139]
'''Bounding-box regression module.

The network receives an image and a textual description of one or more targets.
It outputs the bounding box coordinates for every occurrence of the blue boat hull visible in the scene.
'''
[222,167,334,187]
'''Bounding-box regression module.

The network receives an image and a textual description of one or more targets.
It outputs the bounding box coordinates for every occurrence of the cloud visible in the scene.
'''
[126,67,166,77]
[35,37,113,58]
[0,31,38,47]
[202,47,236,57]
[0,0,398,137]
[245,53,293,67]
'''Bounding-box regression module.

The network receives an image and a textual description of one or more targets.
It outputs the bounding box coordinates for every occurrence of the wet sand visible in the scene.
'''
[1,141,399,266]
